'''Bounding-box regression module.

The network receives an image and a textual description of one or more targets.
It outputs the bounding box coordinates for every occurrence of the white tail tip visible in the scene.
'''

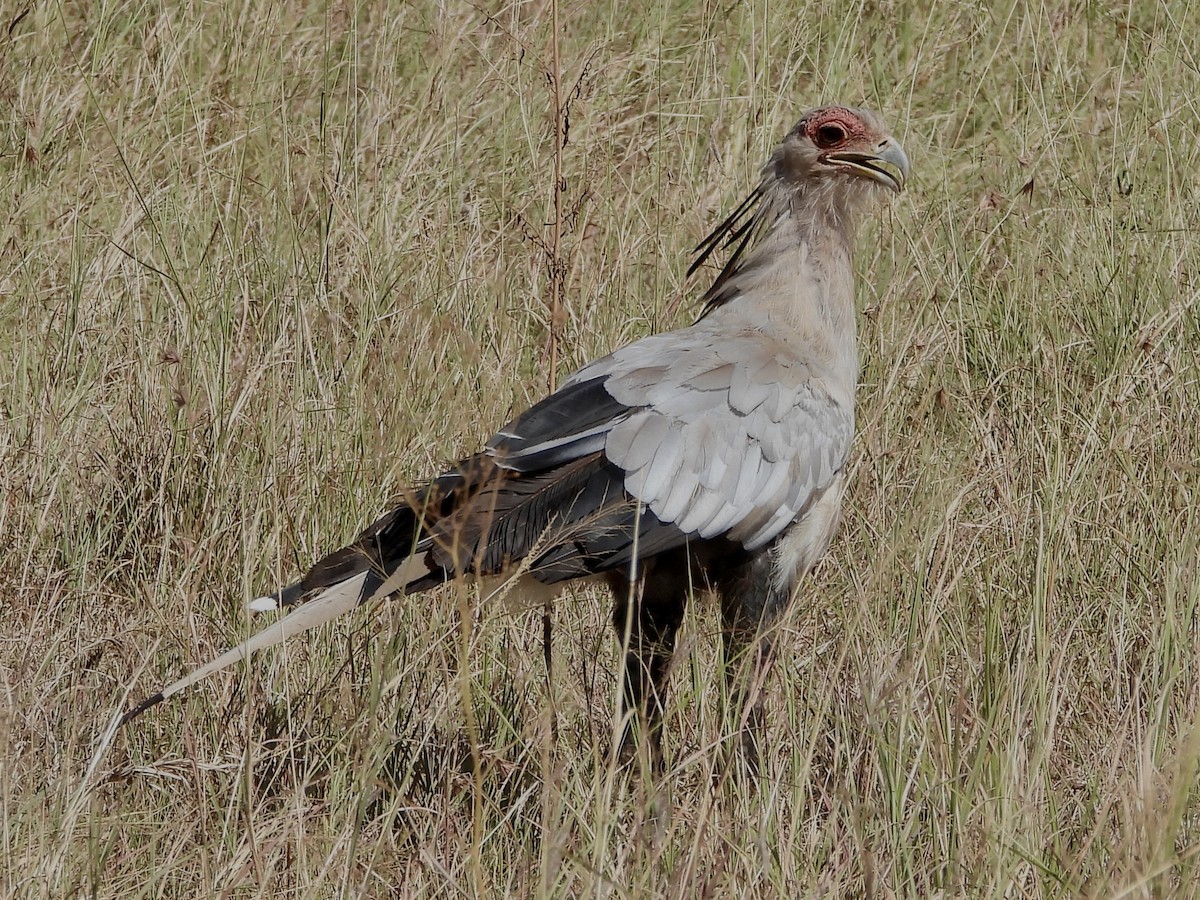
[248,596,280,613]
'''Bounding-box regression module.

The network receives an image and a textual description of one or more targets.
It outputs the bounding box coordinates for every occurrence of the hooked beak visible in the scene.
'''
[826,139,909,192]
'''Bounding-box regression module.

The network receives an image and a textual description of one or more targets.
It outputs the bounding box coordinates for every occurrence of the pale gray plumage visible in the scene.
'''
[587,322,853,549]
[122,105,908,770]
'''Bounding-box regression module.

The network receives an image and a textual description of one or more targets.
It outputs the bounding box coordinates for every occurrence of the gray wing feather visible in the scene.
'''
[684,361,736,391]
[700,500,744,539]
[729,361,775,415]
[730,441,765,511]
[675,483,727,535]
[628,421,681,500]
[619,415,672,475]
[595,323,852,551]
[698,447,729,491]
[749,455,791,513]
[658,471,700,524]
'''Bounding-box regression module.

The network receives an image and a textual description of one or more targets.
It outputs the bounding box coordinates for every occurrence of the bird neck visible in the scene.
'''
[716,191,860,400]
[789,188,859,349]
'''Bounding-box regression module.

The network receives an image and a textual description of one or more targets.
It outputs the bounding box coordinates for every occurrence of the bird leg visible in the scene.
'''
[607,557,689,770]
[717,552,790,773]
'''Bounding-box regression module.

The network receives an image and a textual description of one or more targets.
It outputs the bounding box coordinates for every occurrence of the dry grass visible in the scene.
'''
[2,0,1199,896]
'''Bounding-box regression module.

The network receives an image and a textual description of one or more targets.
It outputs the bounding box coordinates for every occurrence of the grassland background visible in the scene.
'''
[1,0,1198,896]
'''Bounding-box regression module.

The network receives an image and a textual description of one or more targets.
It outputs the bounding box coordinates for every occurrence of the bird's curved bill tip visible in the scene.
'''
[829,141,910,192]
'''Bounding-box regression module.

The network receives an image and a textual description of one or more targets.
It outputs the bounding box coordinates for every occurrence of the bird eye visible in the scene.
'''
[815,123,846,147]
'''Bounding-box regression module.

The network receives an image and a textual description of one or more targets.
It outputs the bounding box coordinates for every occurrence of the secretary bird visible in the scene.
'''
[123,105,908,767]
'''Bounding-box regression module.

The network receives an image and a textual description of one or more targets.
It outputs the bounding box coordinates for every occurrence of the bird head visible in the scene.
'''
[691,104,909,314]
[773,106,909,201]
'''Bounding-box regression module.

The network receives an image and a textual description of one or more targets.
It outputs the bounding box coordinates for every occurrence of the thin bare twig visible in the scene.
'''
[542,0,566,745]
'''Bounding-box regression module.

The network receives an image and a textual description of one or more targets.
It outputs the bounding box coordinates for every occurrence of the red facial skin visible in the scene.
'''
[803,107,876,151]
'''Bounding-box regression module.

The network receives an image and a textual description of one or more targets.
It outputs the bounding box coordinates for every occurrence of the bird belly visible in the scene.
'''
[771,470,847,593]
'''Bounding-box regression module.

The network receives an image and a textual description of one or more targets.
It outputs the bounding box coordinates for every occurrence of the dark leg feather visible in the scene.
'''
[714,547,790,772]
[606,551,693,769]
